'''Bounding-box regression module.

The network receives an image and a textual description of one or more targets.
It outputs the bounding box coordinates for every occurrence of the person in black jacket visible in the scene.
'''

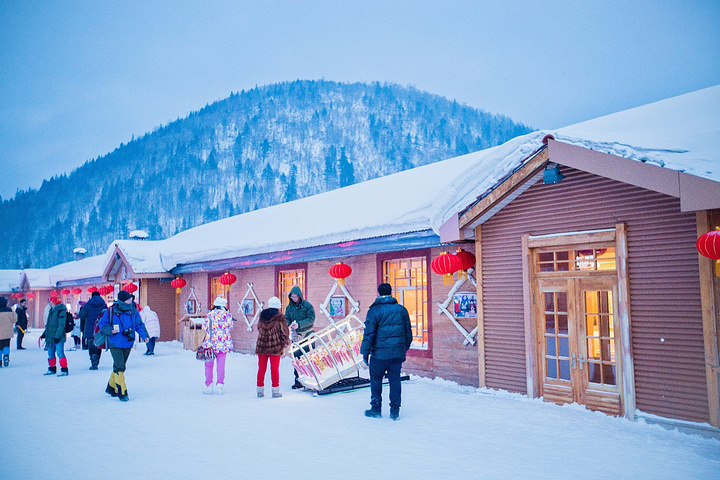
[79,291,108,370]
[14,297,28,349]
[360,283,413,420]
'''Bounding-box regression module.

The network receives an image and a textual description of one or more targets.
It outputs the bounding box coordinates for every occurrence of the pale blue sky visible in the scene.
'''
[1,1,718,199]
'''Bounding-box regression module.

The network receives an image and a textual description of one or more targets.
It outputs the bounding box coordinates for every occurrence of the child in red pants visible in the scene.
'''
[255,297,290,398]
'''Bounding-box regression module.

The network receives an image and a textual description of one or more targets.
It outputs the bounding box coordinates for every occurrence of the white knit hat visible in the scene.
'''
[213,297,228,308]
[267,296,282,309]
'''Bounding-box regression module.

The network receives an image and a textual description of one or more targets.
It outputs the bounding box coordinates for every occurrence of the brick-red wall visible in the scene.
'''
[143,279,178,341]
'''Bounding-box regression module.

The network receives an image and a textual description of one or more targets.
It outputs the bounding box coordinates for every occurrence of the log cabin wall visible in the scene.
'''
[480,166,709,422]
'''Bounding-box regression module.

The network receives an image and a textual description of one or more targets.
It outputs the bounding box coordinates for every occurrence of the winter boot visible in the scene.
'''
[389,407,400,421]
[215,384,224,396]
[272,387,282,398]
[57,357,68,376]
[3,355,8,367]
[256,386,265,398]
[44,366,57,375]
[291,379,303,389]
[115,371,128,401]
[203,383,214,395]
[364,407,382,418]
[106,372,118,397]
[89,354,99,370]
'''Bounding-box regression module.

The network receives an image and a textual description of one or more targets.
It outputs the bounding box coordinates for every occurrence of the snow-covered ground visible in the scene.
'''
[1,329,718,480]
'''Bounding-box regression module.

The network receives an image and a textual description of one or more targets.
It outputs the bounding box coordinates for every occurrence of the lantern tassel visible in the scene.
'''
[716,259,720,278]
[443,273,454,286]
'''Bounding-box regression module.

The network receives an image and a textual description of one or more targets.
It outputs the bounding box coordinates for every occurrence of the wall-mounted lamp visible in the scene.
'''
[543,162,565,184]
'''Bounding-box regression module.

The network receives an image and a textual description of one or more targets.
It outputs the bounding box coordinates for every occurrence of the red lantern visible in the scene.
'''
[219,272,237,286]
[27,292,36,300]
[50,290,59,297]
[60,288,71,296]
[123,283,138,293]
[99,285,113,296]
[697,228,720,276]
[454,248,476,281]
[87,286,98,294]
[171,278,187,294]
[431,252,461,286]
[329,262,352,286]
[72,288,82,295]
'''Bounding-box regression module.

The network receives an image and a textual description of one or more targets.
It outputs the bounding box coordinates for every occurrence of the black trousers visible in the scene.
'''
[16,330,25,349]
[369,357,403,410]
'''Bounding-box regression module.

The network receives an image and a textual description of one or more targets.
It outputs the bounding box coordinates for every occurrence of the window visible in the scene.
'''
[382,255,429,350]
[209,276,229,302]
[277,265,306,311]
[537,247,616,273]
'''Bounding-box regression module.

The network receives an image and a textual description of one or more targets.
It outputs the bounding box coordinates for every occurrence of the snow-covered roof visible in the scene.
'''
[12,85,720,280]
[23,268,53,289]
[0,270,25,293]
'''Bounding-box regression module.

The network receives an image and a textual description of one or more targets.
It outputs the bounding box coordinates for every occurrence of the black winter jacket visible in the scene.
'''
[360,296,413,361]
[15,305,28,330]
[79,295,108,337]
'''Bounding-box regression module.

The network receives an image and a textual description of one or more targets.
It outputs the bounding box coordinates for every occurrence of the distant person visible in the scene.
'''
[255,296,290,398]
[97,290,149,402]
[360,283,413,420]
[76,300,87,349]
[14,297,28,350]
[69,304,81,351]
[79,291,108,370]
[43,296,70,376]
[284,286,315,389]
[43,297,53,327]
[0,297,15,367]
[140,305,160,355]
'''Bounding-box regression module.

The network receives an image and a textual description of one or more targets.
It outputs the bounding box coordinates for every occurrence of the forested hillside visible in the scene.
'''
[0,80,532,268]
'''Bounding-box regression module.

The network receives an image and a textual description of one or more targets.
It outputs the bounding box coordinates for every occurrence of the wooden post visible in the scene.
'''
[475,225,486,388]
[521,233,538,398]
[615,223,636,420]
[697,211,720,428]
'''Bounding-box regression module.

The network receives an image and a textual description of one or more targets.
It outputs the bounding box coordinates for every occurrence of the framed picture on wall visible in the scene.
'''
[241,299,254,316]
[329,297,346,317]
[453,292,477,319]
[186,298,198,315]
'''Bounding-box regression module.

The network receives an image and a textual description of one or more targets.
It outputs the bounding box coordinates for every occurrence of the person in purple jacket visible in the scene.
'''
[97,291,148,402]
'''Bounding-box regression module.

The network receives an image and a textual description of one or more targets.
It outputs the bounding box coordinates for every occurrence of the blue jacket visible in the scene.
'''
[80,295,108,337]
[360,296,413,361]
[98,303,148,348]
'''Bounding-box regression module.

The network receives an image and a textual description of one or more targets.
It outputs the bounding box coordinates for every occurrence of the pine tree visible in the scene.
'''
[338,147,355,187]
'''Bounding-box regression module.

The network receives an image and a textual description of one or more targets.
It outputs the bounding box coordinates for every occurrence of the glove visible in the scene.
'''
[363,354,369,365]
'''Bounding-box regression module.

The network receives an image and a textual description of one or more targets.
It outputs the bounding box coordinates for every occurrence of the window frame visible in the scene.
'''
[376,249,432,358]
[275,262,308,311]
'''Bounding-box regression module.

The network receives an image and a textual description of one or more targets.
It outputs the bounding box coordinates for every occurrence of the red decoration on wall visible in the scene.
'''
[431,252,462,286]
[697,228,720,276]
[72,288,82,295]
[87,286,98,294]
[27,292,36,300]
[219,272,237,286]
[329,262,352,286]
[454,248,476,271]
[99,285,113,296]
[123,283,138,293]
[60,288,71,296]
[50,290,59,297]
[171,277,187,294]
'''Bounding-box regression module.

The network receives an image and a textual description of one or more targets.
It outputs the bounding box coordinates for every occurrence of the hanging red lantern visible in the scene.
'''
[60,288,71,296]
[431,252,462,286]
[123,283,138,293]
[50,290,59,297]
[100,285,113,296]
[219,272,237,286]
[72,288,82,295]
[171,277,187,294]
[454,248,476,281]
[697,228,720,276]
[329,262,352,286]
[27,292,36,300]
[87,286,98,294]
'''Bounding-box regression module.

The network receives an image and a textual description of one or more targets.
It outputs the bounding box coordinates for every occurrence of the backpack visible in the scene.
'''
[64,309,75,333]
[93,306,113,350]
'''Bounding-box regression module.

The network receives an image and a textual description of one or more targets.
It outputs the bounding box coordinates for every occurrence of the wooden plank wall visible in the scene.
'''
[480,166,709,422]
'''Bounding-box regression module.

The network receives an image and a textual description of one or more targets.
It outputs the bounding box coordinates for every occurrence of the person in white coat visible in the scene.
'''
[140,305,160,355]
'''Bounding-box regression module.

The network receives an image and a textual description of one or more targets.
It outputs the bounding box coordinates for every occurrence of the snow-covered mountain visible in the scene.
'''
[0,80,532,268]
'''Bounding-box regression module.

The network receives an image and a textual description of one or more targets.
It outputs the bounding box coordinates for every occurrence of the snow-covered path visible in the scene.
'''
[1,329,718,480]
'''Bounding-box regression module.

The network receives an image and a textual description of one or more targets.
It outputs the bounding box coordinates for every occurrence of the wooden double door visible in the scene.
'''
[536,275,623,415]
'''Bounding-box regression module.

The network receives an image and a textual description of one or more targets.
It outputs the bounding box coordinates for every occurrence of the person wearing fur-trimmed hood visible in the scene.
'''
[97,291,149,402]
[201,297,234,395]
[255,296,290,398]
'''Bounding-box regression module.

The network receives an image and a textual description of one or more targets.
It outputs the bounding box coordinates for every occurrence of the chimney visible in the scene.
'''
[73,247,87,261]
[129,230,149,241]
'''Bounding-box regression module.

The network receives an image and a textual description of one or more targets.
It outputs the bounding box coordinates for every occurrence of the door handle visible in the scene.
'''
[571,353,577,369]
[578,354,585,370]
